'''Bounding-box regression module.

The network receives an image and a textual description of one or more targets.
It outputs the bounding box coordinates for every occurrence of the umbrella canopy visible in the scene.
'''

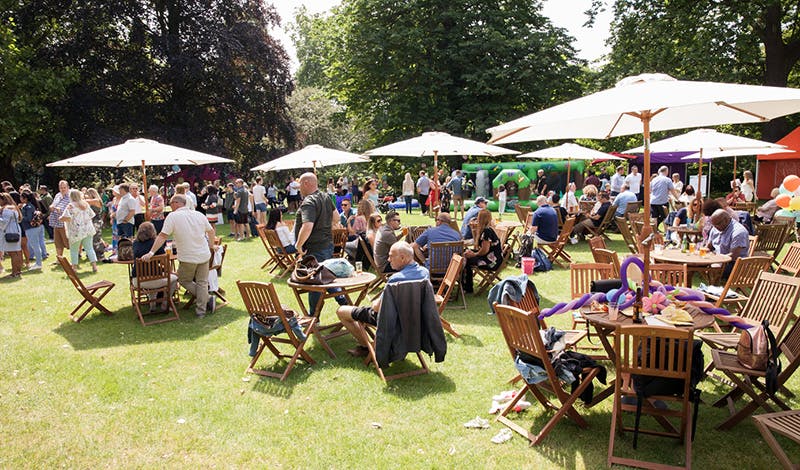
[47,138,233,168]
[251,145,369,172]
[364,131,518,169]
[518,143,624,187]
[486,72,800,293]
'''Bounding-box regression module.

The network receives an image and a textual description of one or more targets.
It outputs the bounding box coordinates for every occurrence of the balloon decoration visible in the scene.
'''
[539,255,753,329]
[774,174,800,221]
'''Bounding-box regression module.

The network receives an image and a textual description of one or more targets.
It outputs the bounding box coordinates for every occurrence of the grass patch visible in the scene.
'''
[0,211,796,468]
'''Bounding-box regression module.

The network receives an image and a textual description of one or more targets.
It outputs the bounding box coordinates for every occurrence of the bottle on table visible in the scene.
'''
[633,287,643,323]
[681,234,689,253]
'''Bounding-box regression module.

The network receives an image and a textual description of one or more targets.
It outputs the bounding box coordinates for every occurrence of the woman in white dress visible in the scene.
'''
[741,170,755,202]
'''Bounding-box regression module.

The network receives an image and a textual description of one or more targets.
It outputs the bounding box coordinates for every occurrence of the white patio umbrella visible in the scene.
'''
[624,128,789,197]
[487,73,800,291]
[517,143,623,187]
[680,147,794,184]
[47,138,234,218]
[364,131,519,170]
[250,144,370,173]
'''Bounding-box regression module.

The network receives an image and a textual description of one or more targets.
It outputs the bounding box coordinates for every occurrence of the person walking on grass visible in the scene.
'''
[59,189,98,273]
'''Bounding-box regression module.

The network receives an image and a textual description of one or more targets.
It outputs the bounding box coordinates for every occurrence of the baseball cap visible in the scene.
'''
[475,197,488,205]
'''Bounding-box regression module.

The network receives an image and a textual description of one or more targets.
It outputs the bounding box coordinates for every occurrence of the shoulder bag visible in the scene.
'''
[291,255,336,285]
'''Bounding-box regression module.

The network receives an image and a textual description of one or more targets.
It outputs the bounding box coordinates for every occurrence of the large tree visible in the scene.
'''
[2,0,296,184]
[293,0,585,147]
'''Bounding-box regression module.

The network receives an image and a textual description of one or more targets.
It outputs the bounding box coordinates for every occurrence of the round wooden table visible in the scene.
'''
[288,272,377,359]
[652,247,731,285]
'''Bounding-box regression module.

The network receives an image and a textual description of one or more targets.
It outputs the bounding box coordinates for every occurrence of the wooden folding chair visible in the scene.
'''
[493,303,600,445]
[474,244,513,295]
[184,244,230,310]
[130,254,180,326]
[777,242,800,277]
[539,216,575,268]
[649,263,688,288]
[256,224,276,270]
[698,272,800,345]
[406,225,429,243]
[428,241,465,284]
[588,235,607,251]
[608,325,696,470]
[57,256,115,322]
[579,200,595,214]
[753,410,800,470]
[701,256,772,314]
[626,200,642,214]
[616,216,639,254]
[503,281,587,351]
[358,280,439,381]
[515,204,531,225]
[570,263,615,350]
[753,223,792,268]
[710,320,800,430]
[359,236,389,298]
[592,248,621,278]
[332,227,349,258]
[264,229,296,278]
[586,207,617,239]
[433,254,465,337]
[773,216,799,244]
[237,280,316,381]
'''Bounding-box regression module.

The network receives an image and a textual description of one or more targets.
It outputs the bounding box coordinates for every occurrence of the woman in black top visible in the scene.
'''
[131,221,177,312]
[463,209,503,293]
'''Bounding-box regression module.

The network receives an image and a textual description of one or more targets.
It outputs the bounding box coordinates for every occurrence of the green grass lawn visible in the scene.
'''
[0,211,796,468]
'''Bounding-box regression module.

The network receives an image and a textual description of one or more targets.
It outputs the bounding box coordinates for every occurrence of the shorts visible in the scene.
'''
[235,212,249,224]
[350,306,378,326]
[227,209,235,221]
[254,202,268,212]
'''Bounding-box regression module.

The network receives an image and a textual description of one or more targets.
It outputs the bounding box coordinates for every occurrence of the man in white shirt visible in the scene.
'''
[142,194,216,316]
[116,183,137,238]
[609,165,626,197]
[624,165,642,201]
[184,182,198,210]
[252,176,267,225]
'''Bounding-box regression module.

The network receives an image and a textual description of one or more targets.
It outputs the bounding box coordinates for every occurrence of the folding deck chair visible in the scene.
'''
[57,256,115,322]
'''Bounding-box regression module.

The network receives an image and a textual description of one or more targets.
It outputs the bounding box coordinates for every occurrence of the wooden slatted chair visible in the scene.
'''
[130,254,180,326]
[237,281,316,381]
[579,200,595,214]
[570,263,615,352]
[753,410,800,470]
[256,224,276,270]
[406,225,429,244]
[433,254,465,337]
[710,320,800,430]
[493,303,600,445]
[586,207,617,239]
[358,236,389,298]
[504,280,587,350]
[428,241,465,284]
[777,242,800,277]
[264,229,296,278]
[555,205,565,230]
[515,204,531,225]
[616,216,639,254]
[773,216,798,244]
[702,256,773,314]
[474,244,513,295]
[332,227,349,258]
[747,235,759,257]
[539,216,576,268]
[649,263,688,288]
[592,248,621,278]
[608,325,696,470]
[588,235,607,251]
[625,200,642,214]
[698,271,800,350]
[57,255,115,322]
[753,223,792,268]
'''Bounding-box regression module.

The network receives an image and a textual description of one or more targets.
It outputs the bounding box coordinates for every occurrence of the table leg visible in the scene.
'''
[587,324,617,408]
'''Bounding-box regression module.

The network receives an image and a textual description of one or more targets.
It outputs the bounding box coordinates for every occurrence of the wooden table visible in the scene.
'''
[652,247,731,286]
[581,304,715,407]
[672,225,702,245]
[288,272,376,358]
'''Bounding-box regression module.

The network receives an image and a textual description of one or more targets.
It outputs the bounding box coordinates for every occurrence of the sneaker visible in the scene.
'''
[464,416,490,429]
[206,295,216,314]
[491,428,513,444]
[347,345,370,357]
[29,265,42,271]
[569,236,578,245]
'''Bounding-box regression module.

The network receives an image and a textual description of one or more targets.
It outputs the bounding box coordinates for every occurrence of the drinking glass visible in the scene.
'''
[355,261,363,274]
[608,301,619,321]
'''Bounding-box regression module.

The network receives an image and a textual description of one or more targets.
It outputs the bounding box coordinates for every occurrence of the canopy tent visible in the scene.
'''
[757,126,800,199]
[251,145,369,172]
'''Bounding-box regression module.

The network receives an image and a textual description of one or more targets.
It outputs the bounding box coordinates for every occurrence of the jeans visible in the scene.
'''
[118,222,134,238]
[69,236,97,266]
[25,225,45,266]
[404,195,413,214]
[306,243,345,314]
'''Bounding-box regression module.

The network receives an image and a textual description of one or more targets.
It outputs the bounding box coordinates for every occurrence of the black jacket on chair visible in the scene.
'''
[375,279,447,367]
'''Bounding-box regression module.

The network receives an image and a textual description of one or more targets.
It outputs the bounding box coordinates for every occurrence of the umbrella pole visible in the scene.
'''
[433,150,439,219]
[566,158,571,189]
[641,113,652,296]
[142,160,150,221]
[733,155,737,183]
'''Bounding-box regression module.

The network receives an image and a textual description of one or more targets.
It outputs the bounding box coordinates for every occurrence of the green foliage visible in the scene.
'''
[287,86,370,151]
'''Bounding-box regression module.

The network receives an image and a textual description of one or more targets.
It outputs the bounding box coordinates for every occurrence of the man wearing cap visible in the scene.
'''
[609,165,626,197]
[461,197,488,239]
[650,165,679,227]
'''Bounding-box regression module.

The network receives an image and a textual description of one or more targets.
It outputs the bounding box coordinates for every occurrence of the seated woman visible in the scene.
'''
[266,207,296,254]
[344,199,375,258]
[131,222,178,312]
[579,184,598,202]
[678,184,695,204]
[366,213,382,248]
[755,188,781,223]
[463,209,503,294]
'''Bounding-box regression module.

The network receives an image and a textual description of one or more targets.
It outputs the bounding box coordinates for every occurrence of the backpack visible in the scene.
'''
[737,319,781,395]
[531,247,552,272]
[117,238,134,261]
[29,210,44,227]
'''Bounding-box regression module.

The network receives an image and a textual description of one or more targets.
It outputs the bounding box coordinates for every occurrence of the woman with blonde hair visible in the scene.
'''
[59,189,98,272]
[344,199,375,258]
[741,170,755,202]
[402,173,415,214]
[463,209,503,293]
[0,192,23,277]
[366,212,383,247]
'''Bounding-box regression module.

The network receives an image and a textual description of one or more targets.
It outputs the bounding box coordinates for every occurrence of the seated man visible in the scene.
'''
[708,208,749,280]
[374,210,403,273]
[337,241,430,357]
[412,212,462,265]
[611,183,637,217]
[528,195,559,244]
[460,197,488,239]
[572,191,611,241]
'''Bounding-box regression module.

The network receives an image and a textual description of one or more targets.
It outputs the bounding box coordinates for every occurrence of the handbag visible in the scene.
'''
[117,238,134,261]
[3,215,21,243]
[291,254,336,285]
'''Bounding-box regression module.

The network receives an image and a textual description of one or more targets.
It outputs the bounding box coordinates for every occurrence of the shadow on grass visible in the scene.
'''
[53,303,249,350]
[449,334,484,347]
[249,364,314,398]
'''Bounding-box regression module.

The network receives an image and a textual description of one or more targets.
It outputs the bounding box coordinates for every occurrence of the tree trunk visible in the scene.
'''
[761,2,792,141]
